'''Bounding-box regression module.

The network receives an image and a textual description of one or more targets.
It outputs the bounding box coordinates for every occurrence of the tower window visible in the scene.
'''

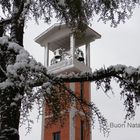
[80,82,84,100]
[81,120,84,140]
[53,132,60,140]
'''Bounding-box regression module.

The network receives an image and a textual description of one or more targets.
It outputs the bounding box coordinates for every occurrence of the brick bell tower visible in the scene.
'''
[35,24,101,140]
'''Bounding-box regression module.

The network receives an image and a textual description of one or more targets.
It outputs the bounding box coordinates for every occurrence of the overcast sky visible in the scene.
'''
[20,7,140,140]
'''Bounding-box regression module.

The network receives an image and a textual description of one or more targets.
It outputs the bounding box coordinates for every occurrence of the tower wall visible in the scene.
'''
[42,82,91,140]
[44,115,70,140]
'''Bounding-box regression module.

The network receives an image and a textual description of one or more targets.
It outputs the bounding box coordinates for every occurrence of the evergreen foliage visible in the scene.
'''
[0,1,140,140]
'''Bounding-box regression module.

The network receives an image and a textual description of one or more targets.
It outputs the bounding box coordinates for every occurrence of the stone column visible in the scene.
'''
[44,43,49,67]
[86,43,90,67]
[70,33,75,59]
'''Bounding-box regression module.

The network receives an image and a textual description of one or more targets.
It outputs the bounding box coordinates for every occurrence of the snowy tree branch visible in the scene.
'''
[56,65,140,95]
[0,18,12,25]
[0,37,140,138]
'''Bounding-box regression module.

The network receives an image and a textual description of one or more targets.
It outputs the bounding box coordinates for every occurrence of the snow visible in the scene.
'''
[0,36,45,91]
[7,64,18,77]
[25,0,30,5]
[137,80,140,84]
[112,64,126,72]
[0,127,18,134]
[124,66,136,76]
[0,79,14,89]
[13,94,23,101]
[58,0,65,6]
[16,50,29,61]
[14,6,20,14]
[138,66,140,74]
[0,36,8,45]
[42,82,51,87]
[10,102,17,107]
[109,65,139,77]
[8,42,22,53]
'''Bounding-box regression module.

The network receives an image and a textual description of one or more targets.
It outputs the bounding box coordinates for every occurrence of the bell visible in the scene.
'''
[77,51,84,62]
[54,49,62,59]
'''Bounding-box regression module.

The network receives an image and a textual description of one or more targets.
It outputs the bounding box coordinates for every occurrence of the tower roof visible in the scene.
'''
[34,23,101,51]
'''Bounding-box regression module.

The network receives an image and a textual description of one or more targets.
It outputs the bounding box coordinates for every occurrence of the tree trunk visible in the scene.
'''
[0,24,4,37]
[0,1,27,139]
[0,40,23,140]
[10,18,24,46]
[10,0,25,46]
[0,89,22,140]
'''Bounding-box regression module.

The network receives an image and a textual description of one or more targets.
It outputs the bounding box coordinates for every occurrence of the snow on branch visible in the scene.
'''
[0,36,140,135]
[57,65,140,95]
[0,18,12,25]
[56,65,140,119]
[0,36,110,134]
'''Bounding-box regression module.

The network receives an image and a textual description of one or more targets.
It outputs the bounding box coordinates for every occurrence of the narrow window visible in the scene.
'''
[53,132,60,140]
[81,120,84,140]
[80,82,84,100]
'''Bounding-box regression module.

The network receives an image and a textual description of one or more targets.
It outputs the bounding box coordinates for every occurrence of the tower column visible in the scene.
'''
[70,33,75,59]
[41,103,45,140]
[69,83,76,140]
[86,43,90,67]
[44,43,49,67]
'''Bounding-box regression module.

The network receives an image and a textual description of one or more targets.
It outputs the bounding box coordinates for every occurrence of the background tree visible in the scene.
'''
[0,0,140,140]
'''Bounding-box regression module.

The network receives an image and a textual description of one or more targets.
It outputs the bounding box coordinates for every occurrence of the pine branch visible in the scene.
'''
[0,18,12,25]
[0,65,7,76]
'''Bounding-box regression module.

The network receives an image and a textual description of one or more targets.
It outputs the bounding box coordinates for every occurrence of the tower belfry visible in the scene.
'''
[35,23,101,140]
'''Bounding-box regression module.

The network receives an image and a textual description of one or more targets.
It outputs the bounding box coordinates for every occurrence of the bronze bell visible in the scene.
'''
[77,51,84,62]
[54,49,62,59]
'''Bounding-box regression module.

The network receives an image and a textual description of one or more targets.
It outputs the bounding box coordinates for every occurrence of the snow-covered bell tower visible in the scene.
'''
[35,23,101,140]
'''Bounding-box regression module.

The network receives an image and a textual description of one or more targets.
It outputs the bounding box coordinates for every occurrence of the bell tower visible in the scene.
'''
[35,23,101,140]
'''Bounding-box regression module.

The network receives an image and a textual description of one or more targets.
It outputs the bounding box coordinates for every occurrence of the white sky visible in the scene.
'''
[20,7,140,140]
